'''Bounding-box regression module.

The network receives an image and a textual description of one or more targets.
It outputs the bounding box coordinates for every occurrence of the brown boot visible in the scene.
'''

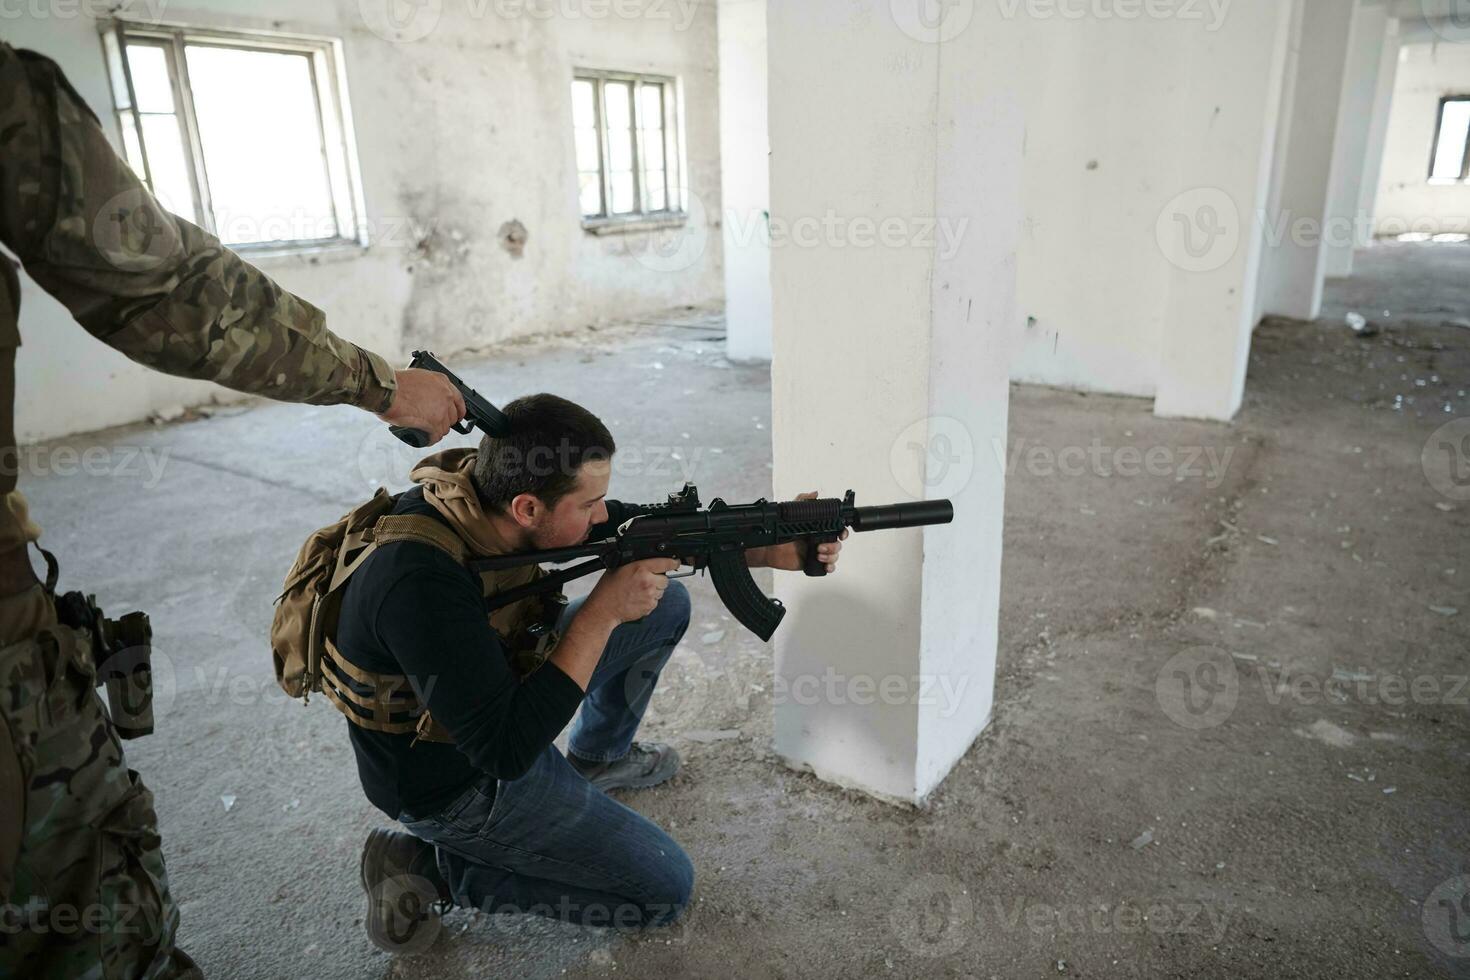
[359,829,452,954]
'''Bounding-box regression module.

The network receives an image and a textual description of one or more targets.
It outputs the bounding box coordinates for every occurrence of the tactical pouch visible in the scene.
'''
[56,591,155,739]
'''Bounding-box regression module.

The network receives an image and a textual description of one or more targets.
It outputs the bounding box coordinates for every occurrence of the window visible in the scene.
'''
[102,23,363,250]
[571,71,684,227]
[1429,96,1470,183]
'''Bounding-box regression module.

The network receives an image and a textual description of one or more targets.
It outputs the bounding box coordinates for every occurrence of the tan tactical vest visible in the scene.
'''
[271,490,566,745]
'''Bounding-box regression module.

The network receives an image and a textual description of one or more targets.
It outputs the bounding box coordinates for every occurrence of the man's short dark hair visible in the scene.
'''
[473,393,616,512]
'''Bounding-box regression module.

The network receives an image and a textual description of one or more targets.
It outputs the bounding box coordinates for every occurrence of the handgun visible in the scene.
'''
[389,350,513,447]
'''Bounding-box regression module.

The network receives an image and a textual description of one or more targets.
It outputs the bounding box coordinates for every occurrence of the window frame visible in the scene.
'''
[100,20,367,254]
[1428,95,1470,184]
[572,69,686,233]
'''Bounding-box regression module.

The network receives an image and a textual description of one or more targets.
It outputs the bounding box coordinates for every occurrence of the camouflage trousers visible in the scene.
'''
[0,584,199,979]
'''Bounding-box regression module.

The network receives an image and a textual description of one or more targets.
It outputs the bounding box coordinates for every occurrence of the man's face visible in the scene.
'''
[525,458,612,550]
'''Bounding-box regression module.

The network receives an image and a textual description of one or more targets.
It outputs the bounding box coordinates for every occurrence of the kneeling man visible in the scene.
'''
[335,393,843,949]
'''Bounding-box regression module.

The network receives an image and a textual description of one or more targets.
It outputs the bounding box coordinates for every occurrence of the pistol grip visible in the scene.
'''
[389,425,431,448]
[803,534,838,577]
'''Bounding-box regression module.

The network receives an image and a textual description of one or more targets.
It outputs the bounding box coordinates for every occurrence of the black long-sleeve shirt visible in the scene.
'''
[336,487,587,819]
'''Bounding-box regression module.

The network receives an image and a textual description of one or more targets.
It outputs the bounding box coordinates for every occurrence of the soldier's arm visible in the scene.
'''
[0,43,396,411]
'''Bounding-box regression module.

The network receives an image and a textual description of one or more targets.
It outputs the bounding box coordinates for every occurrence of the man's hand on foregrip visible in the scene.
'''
[754,491,849,574]
[376,368,466,445]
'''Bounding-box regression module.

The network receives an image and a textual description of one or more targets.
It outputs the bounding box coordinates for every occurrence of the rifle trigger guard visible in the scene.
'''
[665,567,698,580]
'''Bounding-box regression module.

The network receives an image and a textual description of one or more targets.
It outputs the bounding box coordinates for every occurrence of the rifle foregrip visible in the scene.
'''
[708,549,786,642]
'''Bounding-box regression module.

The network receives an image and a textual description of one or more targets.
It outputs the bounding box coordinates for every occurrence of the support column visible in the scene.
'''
[1154,2,1297,420]
[1357,18,1402,242]
[1254,0,1358,322]
[718,0,772,362]
[767,0,1020,804]
[1324,2,1392,279]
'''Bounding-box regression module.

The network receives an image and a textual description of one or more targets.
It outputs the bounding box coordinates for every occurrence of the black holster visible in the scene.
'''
[55,591,155,739]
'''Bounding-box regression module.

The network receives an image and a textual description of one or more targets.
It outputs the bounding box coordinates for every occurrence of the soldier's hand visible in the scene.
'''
[757,491,848,573]
[376,369,466,443]
[585,558,681,624]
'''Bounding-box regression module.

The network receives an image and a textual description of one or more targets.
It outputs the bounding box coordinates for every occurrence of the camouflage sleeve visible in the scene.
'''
[0,43,398,413]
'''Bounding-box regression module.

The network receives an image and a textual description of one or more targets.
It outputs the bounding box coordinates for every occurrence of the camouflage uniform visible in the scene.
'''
[0,42,398,977]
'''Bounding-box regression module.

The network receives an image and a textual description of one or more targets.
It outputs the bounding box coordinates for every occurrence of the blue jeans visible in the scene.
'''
[399,580,693,928]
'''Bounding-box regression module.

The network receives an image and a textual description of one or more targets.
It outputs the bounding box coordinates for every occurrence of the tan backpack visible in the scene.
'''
[271,489,565,741]
[270,489,468,736]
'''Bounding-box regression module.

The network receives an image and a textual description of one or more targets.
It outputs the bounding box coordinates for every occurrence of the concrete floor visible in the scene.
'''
[21,244,1469,979]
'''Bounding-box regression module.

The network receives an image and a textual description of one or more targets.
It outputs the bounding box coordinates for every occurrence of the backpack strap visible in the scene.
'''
[370,515,470,564]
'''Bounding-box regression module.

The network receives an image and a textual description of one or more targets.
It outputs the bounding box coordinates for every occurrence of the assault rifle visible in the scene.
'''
[471,486,955,641]
[389,350,512,447]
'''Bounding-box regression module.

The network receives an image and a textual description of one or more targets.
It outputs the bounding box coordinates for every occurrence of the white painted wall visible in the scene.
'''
[1154,1,1296,420]
[1356,18,1404,245]
[991,8,1293,418]
[1323,2,1392,278]
[1255,0,1357,322]
[1373,41,1470,236]
[716,0,771,362]
[5,0,723,442]
[768,0,1021,804]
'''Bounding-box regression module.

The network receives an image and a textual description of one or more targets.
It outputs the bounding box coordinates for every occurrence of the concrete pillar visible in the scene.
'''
[1357,19,1403,241]
[1255,0,1309,328]
[767,0,1020,804]
[1254,0,1358,322]
[1324,2,1392,279]
[718,0,772,362]
[1153,2,1297,421]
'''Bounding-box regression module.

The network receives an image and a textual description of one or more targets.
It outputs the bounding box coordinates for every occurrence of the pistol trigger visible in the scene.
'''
[452,420,474,434]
